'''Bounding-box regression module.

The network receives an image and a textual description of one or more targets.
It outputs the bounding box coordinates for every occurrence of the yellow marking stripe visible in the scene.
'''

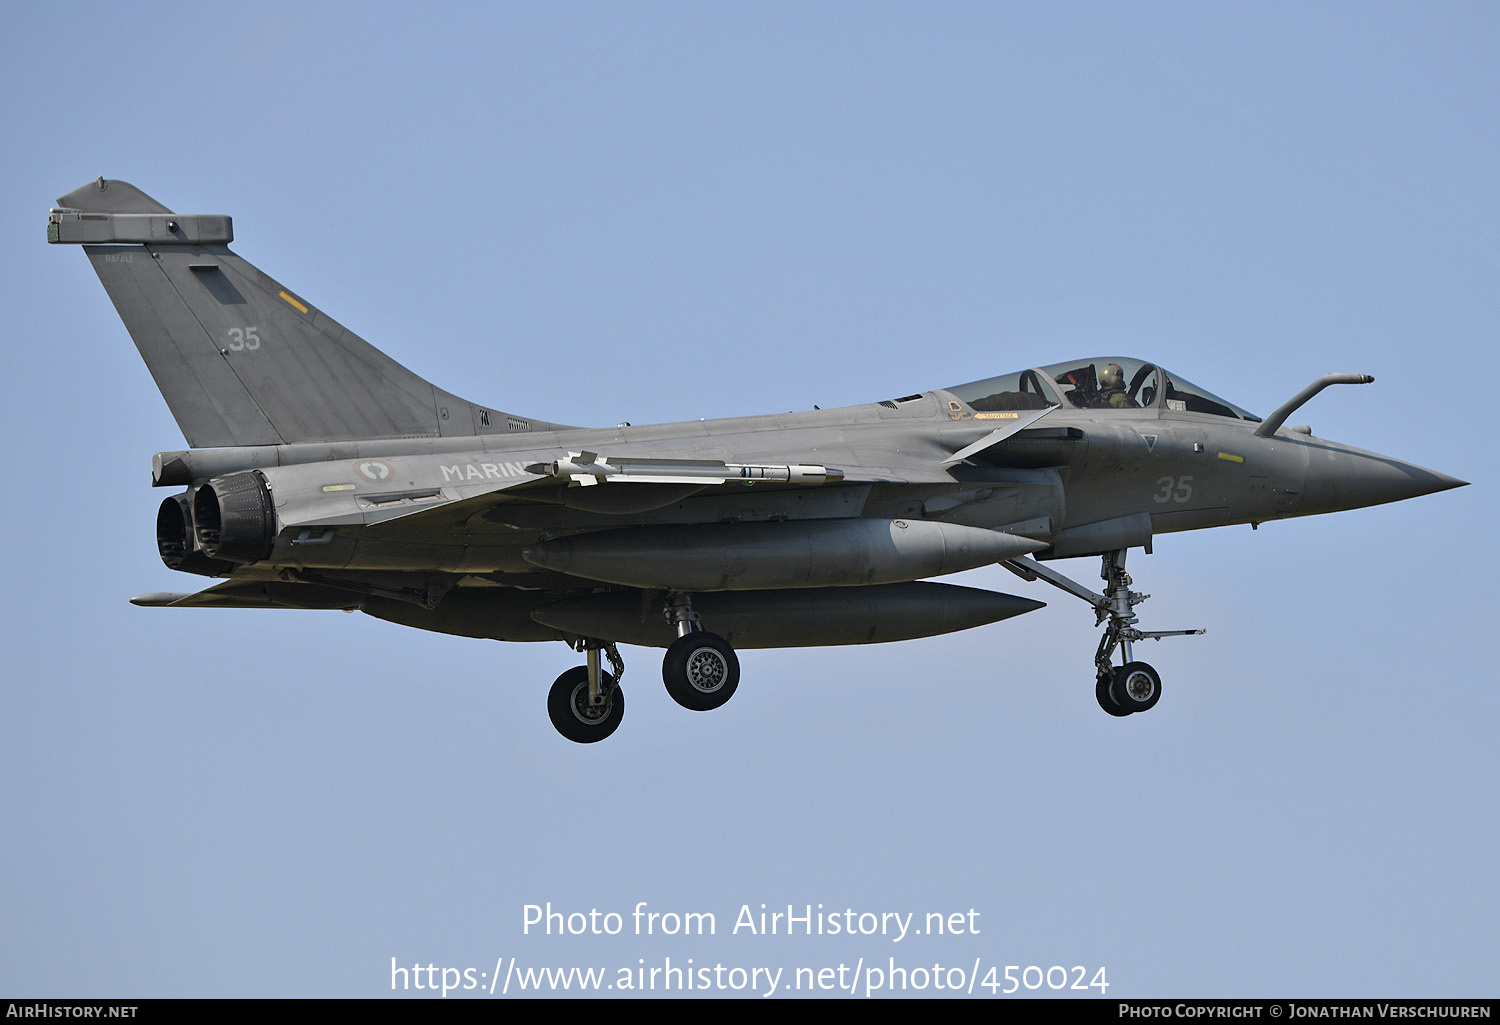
[974,412,1020,419]
[1216,452,1245,463]
[321,483,356,492]
[279,290,309,313]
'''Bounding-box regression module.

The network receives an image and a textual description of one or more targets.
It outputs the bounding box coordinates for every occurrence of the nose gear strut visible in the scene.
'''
[1004,549,1204,716]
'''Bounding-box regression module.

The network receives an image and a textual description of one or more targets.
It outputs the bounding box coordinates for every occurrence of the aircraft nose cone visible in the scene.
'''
[1305,448,1467,515]
[1426,470,1470,493]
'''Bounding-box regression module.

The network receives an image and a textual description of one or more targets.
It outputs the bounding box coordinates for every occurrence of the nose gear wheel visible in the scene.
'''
[1109,661,1162,714]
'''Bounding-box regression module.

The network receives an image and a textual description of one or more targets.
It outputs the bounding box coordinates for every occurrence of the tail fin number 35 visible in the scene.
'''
[225,327,261,352]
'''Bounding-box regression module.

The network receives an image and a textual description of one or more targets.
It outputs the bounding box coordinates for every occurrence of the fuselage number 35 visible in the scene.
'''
[1154,475,1193,504]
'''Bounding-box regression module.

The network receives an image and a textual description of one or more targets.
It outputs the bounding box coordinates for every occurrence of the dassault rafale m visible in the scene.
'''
[49,178,1466,742]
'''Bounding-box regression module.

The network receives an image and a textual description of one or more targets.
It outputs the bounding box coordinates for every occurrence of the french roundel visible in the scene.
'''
[356,460,393,481]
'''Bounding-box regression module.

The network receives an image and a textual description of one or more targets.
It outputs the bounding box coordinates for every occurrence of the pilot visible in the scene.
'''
[1097,363,1137,408]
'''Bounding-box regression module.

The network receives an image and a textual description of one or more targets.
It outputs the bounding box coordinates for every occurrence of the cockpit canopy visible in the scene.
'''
[946,358,1260,421]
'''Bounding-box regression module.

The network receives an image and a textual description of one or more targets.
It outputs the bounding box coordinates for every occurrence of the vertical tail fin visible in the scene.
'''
[50,178,554,448]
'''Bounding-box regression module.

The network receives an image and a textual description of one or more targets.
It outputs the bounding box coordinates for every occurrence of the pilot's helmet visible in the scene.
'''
[1100,363,1125,390]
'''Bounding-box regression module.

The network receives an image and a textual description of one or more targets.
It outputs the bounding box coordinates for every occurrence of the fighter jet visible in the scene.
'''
[49,178,1466,742]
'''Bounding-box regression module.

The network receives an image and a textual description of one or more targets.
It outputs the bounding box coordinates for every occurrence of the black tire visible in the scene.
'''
[1109,661,1161,713]
[662,632,740,711]
[547,666,623,743]
[1096,673,1133,716]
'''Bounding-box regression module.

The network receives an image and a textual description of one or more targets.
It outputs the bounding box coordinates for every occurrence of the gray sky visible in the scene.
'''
[2,1,1494,998]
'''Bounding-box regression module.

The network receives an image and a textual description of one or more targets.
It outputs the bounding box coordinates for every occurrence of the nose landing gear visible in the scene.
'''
[1005,549,1202,717]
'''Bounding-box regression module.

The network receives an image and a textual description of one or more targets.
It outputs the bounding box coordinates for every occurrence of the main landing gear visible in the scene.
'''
[661,591,740,712]
[546,591,742,743]
[547,641,626,744]
[1005,549,1203,718]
